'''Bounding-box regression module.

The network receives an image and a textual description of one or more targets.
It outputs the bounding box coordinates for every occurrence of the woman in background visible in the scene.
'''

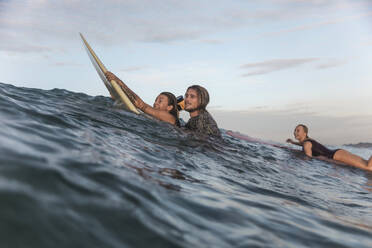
[287,124,372,171]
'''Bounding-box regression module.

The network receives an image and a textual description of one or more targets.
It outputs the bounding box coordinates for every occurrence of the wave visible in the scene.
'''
[0,82,371,248]
[344,142,372,148]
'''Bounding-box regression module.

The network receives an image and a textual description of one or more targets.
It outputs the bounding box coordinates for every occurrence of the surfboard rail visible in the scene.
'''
[80,33,140,114]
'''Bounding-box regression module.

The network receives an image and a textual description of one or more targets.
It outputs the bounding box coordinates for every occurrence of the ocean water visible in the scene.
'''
[0,82,371,248]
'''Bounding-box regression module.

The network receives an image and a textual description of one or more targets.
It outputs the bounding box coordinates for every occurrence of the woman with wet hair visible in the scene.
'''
[287,124,372,171]
[105,71,180,126]
[183,85,221,137]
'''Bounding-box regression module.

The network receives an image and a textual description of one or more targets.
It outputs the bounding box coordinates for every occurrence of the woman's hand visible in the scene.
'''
[286,138,294,144]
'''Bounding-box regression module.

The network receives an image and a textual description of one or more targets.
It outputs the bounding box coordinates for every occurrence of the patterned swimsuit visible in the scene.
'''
[185,110,221,137]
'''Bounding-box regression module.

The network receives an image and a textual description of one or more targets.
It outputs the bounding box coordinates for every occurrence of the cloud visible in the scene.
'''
[141,29,201,43]
[240,56,358,75]
[199,40,224,45]
[0,0,230,54]
[52,62,83,67]
[240,58,319,76]
[0,43,53,54]
[360,39,372,47]
[119,66,147,72]
[1,0,371,55]
[254,10,372,39]
[316,58,350,70]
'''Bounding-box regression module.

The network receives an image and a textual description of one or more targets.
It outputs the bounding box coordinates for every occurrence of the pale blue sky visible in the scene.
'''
[1,0,371,144]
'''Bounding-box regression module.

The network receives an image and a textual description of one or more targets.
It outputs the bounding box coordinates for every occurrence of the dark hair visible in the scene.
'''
[296,124,309,138]
[186,85,209,110]
[160,92,180,125]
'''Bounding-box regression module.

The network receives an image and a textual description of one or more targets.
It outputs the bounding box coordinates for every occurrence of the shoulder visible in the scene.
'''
[200,110,217,123]
[185,111,220,136]
[187,111,209,124]
[303,140,312,149]
[303,138,314,144]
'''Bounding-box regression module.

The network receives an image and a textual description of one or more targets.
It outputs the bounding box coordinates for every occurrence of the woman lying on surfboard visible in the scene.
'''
[286,124,372,171]
[105,71,180,126]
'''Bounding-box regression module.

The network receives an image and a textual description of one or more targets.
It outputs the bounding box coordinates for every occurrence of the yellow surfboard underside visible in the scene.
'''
[80,33,140,114]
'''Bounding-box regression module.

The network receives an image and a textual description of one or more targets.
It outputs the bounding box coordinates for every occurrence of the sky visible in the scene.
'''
[0,0,371,145]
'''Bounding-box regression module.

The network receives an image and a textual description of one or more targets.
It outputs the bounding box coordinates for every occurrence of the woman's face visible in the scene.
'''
[184,88,199,112]
[153,94,172,112]
[294,125,307,141]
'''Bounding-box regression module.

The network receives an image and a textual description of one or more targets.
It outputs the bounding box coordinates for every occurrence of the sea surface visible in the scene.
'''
[0,82,371,248]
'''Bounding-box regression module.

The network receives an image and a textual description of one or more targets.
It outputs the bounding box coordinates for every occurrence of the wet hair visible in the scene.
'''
[296,124,309,138]
[186,85,210,110]
[159,92,180,124]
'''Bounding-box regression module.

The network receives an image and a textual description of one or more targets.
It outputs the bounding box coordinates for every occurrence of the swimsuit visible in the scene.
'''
[185,110,221,137]
[303,138,340,159]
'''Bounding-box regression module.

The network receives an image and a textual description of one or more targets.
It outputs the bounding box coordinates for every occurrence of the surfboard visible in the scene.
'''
[80,33,140,114]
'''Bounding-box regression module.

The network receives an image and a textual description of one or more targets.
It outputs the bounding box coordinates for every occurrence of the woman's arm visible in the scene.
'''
[303,141,313,157]
[105,71,176,125]
[105,71,143,107]
[140,105,176,124]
